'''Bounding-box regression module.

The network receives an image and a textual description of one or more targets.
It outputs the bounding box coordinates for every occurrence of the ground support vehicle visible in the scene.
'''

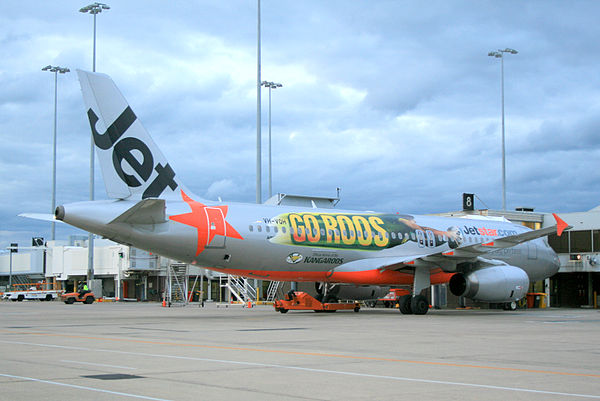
[61,292,96,304]
[2,289,62,302]
[2,282,63,302]
[378,288,411,308]
[363,288,411,308]
[274,291,360,313]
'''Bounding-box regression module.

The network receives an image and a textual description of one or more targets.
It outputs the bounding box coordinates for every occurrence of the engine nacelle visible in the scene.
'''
[449,265,529,302]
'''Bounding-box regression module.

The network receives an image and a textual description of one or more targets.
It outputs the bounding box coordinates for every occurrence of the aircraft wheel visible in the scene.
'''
[398,295,413,314]
[503,301,517,311]
[324,295,338,303]
[84,296,95,304]
[411,295,429,315]
[279,308,288,314]
[364,300,376,308]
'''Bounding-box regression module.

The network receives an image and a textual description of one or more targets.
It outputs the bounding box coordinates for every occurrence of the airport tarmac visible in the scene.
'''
[0,302,599,401]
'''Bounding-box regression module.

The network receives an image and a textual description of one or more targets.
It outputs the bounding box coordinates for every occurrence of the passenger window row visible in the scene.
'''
[247,224,421,241]
[247,224,493,247]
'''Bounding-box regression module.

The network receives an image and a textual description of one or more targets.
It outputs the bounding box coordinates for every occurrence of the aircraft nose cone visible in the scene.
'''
[550,253,560,276]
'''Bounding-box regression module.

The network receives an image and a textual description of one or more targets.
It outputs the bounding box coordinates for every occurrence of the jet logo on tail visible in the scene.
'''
[169,190,244,256]
[87,107,178,199]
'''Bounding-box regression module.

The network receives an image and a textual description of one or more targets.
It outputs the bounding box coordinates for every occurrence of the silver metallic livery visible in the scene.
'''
[43,71,569,314]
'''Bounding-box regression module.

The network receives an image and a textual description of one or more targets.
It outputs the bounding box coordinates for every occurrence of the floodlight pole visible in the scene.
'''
[42,66,70,241]
[256,0,262,205]
[9,250,12,289]
[488,48,518,211]
[80,2,110,283]
[261,81,282,198]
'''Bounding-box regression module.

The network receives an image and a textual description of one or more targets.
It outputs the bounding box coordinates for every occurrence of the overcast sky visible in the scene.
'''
[1,1,600,250]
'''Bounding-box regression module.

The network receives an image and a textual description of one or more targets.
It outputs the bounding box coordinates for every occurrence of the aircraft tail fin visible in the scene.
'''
[77,70,184,200]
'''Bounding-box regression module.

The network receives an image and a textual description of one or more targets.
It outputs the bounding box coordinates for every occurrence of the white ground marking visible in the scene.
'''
[1,339,599,399]
[0,373,171,401]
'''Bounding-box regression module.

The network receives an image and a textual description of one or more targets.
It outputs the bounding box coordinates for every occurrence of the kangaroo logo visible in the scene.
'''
[86,107,178,199]
[286,252,303,264]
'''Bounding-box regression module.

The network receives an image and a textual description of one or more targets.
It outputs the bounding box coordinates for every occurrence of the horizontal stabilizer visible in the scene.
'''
[108,199,166,225]
[18,213,63,223]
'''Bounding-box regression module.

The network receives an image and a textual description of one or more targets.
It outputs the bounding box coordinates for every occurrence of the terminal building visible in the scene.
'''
[1,197,599,308]
[0,236,237,304]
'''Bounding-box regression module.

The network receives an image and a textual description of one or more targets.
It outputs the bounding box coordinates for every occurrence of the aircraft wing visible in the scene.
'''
[330,213,571,276]
[433,213,571,260]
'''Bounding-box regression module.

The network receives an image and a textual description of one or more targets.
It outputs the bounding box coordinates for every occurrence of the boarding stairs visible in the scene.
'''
[221,275,256,303]
[266,281,283,302]
[166,264,188,306]
[9,275,31,288]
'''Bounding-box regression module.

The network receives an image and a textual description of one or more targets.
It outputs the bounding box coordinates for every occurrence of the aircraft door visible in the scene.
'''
[205,207,226,248]
[527,242,538,260]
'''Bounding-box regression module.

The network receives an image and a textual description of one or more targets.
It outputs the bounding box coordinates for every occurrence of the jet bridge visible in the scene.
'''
[263,189,340,209]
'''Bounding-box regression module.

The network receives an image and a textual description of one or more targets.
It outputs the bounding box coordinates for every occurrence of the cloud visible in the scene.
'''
[2,1,600,248]
[204,179,241,201]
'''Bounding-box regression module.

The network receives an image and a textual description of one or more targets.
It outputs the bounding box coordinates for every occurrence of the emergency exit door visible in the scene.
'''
[205,207,226,248]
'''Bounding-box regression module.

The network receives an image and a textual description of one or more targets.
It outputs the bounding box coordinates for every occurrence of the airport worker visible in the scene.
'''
[79,282,89,298]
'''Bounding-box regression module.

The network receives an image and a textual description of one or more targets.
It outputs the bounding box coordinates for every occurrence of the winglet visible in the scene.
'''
[553,213,569,236]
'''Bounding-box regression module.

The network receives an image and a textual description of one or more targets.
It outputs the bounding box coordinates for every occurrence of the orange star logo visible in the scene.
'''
[169,190,244,256]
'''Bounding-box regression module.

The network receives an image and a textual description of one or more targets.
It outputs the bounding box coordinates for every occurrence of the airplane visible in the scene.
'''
[28,70,571,315]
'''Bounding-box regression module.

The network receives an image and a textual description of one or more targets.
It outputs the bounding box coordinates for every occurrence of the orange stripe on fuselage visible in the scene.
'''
[208,267,455,286]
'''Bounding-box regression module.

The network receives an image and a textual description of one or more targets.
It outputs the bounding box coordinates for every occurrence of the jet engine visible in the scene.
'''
[449,265,529,302]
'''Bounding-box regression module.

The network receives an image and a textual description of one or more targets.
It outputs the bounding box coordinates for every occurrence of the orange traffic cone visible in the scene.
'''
[162,299,166,307]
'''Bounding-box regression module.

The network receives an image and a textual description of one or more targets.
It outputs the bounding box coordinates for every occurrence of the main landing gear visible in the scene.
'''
[399,266,431,315]
[314,282,339,304]
[398,294,429,315]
